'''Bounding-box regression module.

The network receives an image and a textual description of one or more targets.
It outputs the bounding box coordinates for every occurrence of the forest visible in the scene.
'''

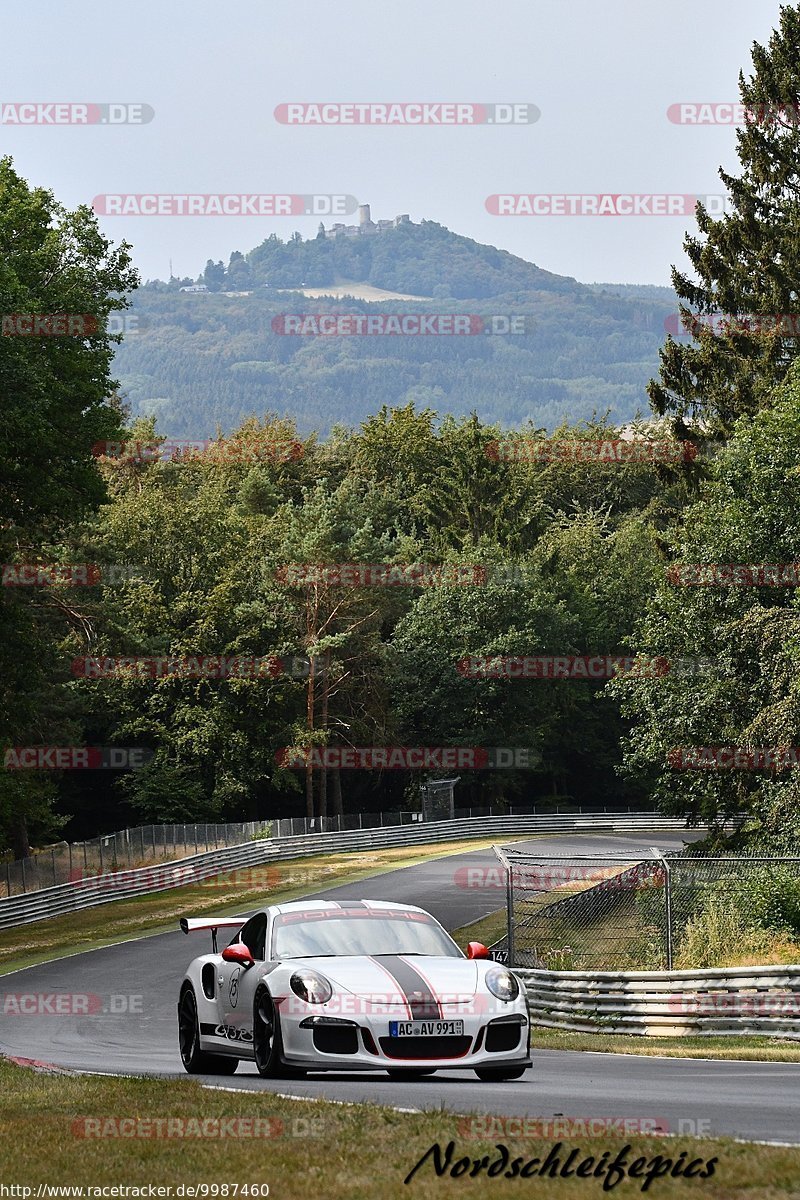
[5,6,800,865]
[113,222,676,437]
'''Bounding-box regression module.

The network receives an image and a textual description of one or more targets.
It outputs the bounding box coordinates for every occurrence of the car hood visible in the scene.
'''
[292,955,481,1002]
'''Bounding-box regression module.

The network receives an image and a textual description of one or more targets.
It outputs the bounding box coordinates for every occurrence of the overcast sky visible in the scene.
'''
[0,1,787,286]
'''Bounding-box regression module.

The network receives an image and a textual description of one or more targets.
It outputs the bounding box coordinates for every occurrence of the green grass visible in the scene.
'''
[531,1027,800,1062]
[453,906,509,950]
[451,883,623,957]
[453,877,658,971]
[0,837,516,976]
[1,1059,799,1197]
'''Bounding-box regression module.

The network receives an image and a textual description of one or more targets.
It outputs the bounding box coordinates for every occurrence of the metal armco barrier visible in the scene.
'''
[0,812,690,930]
[516,965,800,1039]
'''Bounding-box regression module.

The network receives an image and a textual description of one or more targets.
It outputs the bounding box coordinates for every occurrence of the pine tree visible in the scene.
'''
[649,4,800,440]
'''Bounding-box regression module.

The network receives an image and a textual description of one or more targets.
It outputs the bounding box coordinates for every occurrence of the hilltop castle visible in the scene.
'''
[319,205,411,240]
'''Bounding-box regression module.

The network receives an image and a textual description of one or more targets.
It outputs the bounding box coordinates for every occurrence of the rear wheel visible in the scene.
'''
[474,1066,527,1081]
[387,1069,436,1080]
[178,987,238,1075]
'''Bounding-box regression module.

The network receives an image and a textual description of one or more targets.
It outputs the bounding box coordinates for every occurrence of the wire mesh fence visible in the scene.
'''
[493,847,800,971]
[2,815,423,896]
[0,800,653,897]
[0,822,268,897]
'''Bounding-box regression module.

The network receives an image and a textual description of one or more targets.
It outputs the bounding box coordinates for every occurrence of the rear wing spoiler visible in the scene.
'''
[180,916,246,953]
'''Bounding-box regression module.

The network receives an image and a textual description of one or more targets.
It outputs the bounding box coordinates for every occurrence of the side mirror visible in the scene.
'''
[466,941,491,960]
[221,943,255,968]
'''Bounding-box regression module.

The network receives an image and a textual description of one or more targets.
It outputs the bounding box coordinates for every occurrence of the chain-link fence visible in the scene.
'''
[0,822,268,897]
[0,801,655,898]
[493,847,800,970]
[2,815,427,896]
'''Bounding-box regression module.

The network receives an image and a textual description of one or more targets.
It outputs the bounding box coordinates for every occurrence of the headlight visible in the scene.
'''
[290,969,333,1005]
[485,967,520,1002]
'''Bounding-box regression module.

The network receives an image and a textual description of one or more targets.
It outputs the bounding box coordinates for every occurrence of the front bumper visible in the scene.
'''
[279,1009,531,1072]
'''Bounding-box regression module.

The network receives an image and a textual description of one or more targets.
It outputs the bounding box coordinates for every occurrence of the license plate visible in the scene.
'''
[389,1020,464,1037]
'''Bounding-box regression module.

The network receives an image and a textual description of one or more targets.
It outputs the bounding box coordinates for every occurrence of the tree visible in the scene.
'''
[75,416,311,827]
[346,402,446,537]
[227,251,252,290]
[389,510,661,809]
[613,360,800,837]
[202,260,226,291]
[0,157,137,857]
[0,157,136,530]
[268,482,396,820]
[649,5,800,441]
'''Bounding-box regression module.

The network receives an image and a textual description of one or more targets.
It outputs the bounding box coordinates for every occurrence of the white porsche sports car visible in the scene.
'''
[177,898,530,1080]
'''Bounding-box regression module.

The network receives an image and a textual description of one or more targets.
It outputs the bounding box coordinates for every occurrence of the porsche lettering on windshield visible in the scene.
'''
[271,911,461,959]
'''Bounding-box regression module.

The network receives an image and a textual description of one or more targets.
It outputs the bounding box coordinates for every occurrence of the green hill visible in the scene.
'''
[113,220,677,436]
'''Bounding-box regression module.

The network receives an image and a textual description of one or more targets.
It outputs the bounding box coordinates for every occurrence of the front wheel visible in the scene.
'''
[253,987,304,1079]
[178,987,238,1075]
[474,1066,527,1081]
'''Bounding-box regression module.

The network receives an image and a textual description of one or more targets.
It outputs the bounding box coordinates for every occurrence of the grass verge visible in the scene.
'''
[0,837,512,976]
[0,1059,799,1198]
[454,907,508,950]
[530,1027,800,1062]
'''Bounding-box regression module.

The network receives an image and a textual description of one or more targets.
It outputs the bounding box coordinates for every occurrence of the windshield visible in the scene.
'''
[271,907,462,959]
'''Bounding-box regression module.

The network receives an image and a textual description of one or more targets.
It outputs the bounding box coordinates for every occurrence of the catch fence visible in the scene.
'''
[1,801,654,897]
[493,846,800,970]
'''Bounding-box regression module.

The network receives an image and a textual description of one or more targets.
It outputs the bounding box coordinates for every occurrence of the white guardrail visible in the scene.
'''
[516,965,800,1040]
[0,812,689,930]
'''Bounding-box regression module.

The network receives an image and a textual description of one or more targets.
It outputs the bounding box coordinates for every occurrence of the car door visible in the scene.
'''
[234,911,269,1040]
[216,912,267,1048]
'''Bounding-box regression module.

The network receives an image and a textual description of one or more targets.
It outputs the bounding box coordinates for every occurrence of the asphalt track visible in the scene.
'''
[2,830,799,1144]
